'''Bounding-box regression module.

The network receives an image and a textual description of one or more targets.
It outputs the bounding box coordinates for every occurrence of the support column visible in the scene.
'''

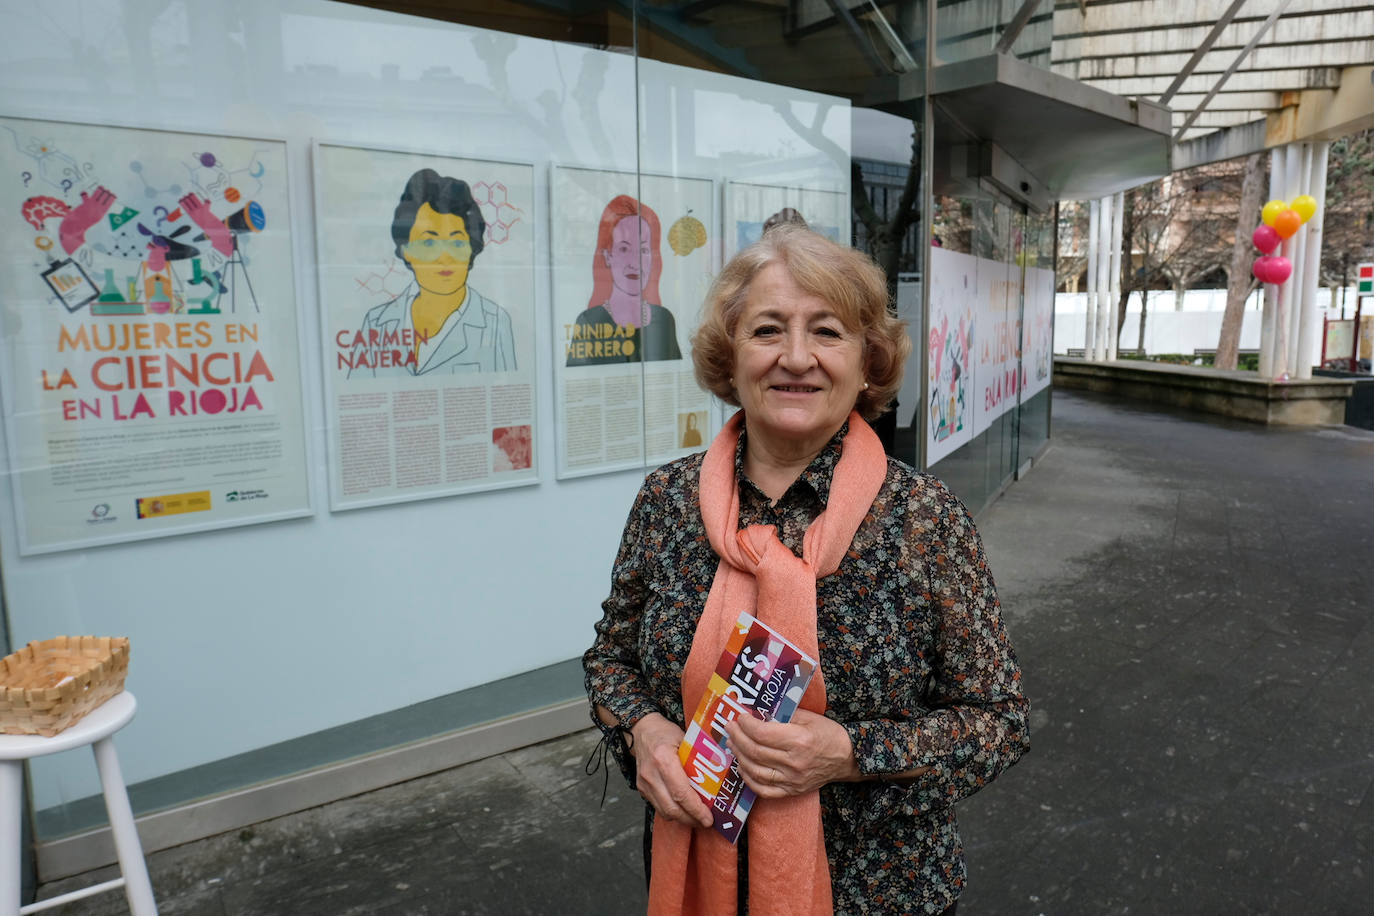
[1095,193,1113,360]
[1273,142,1302,378]
[1259,146,1283,378]
[1295,140,1330,379]
[1108,190,1124,358]
[1286,142,1313,372]
[1085,199,1099,357]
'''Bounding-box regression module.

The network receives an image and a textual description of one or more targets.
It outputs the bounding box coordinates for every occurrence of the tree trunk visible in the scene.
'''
[1116,189,1136,344]
[850,129,920,456]
[1217,153,1264,369]
[1137,290,1149,354]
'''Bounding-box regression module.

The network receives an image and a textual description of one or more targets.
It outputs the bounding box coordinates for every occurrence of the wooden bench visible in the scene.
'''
[1193,348,1259,357]
[1064,347,1143,358]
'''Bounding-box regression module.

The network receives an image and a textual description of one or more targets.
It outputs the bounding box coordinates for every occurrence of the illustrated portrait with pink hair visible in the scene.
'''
[565,194,681,367]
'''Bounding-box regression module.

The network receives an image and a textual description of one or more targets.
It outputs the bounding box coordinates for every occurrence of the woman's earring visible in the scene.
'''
[729,377,735,387]
[862,382,870,390]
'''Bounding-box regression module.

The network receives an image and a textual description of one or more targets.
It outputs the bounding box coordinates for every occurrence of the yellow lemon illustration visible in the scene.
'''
[668,214,707,256]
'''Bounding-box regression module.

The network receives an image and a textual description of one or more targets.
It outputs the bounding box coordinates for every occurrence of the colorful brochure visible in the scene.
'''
[677,611,818,843]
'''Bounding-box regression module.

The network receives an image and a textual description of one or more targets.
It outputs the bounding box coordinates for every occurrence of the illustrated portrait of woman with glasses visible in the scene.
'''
[349,168,516,377]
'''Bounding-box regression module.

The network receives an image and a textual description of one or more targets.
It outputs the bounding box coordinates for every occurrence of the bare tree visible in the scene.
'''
[850,119,922,451]
[932,196,973,257]
[1111,161,1241,347]
[1053,204,1088,291]
[852,121,922,305]
[1319,129,1374,311]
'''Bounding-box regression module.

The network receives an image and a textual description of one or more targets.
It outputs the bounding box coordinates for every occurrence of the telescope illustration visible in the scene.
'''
[220,201,265,312]
[226,201,265,234]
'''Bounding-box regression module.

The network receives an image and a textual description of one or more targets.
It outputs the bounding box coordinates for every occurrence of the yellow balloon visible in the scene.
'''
[1261,199,1289,227]
[1291,194,1318,223]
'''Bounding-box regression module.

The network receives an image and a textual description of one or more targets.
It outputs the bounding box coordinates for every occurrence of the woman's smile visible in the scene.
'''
[731,263,865,458]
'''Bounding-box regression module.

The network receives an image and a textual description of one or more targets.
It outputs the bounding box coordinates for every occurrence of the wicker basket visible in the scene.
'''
[0,636,130,737]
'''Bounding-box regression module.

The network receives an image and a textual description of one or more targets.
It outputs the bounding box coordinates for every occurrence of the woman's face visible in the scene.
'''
[403,203,472,297]
[732,263,865,453]
[602,216,653,297]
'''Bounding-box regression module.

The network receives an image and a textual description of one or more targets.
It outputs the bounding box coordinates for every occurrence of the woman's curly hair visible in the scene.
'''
[691,224,909,421]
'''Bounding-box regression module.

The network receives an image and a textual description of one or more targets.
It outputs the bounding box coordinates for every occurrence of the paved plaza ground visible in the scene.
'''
[36,389,1374,914]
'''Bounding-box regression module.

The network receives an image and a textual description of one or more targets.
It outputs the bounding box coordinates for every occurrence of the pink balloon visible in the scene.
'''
[1253,255,1292,284]
[1252,224,1280,254]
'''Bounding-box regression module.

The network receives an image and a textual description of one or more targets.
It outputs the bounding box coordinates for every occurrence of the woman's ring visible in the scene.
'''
[770,767,780,785]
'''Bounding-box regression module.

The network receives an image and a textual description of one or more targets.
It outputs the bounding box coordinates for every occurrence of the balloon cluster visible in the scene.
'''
[1251,195,1318,285]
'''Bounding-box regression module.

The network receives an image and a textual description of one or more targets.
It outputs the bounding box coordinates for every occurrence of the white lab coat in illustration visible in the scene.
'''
[349,284,516,377]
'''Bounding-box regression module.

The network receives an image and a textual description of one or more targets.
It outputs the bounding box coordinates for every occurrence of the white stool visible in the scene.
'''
[0,692,157,915]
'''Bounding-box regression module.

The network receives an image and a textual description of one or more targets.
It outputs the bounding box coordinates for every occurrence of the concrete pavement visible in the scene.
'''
[36,389,1374,914]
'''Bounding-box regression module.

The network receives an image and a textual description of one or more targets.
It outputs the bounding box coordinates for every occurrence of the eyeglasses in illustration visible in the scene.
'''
[348,169,516,377]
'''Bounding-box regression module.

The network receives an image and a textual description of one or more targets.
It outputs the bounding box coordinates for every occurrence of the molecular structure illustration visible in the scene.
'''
[471,181,523,245]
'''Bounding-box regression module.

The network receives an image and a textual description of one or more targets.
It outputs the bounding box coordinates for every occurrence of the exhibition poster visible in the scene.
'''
[926,246,977,466]
[550,166,714,478]
[0,117,311,554]
[314,143,537,509]
[722,181,847,258]
[1021,266,1055,400]
[972,258,1021,436]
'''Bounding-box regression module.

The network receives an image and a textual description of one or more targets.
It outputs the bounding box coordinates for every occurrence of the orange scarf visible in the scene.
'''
[648,410,888,916]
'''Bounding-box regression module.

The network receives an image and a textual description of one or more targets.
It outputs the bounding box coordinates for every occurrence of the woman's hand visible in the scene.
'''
[725,708,860,798]
[629,713,714,828]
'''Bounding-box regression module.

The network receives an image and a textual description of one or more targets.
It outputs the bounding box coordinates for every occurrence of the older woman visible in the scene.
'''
[584,225,1028,916]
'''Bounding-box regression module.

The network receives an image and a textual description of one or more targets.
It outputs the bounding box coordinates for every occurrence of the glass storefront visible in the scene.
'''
[0,0,1166,878]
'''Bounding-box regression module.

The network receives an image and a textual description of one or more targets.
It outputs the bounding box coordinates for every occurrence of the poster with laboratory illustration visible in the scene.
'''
[926,246,976,466]
[723,181,847,257]
[1021,266,1055,399]
[550,166,715,479]
[314,143,538,510]
[0,117,311,555]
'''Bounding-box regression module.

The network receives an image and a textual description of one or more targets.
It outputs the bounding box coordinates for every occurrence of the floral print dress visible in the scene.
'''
[584,426,1029,915]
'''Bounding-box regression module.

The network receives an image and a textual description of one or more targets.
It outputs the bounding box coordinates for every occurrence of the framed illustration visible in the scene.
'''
[723,181,847,259]
[972,258,1021,436]
[1021,266,1055,400]
[313,142,538,510]
[0,117,312,554]
[550,165,716,479]
[926,246,977,466]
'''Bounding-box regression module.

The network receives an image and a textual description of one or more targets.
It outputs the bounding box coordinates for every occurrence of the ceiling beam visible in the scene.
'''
[674,0,735,19]
[1174,0,1296,141]
[1158,0,1248,105]
[994,0,1046,55]
[821,0,890,75]
[1067,67,1341,96]
[1173,118,1269,170]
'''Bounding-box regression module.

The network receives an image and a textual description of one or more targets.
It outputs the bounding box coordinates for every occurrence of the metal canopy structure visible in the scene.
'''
[350,0,1371,195]
[867,52,1171,203]
[1052,0,1374,165]
[649,0,1174,202]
